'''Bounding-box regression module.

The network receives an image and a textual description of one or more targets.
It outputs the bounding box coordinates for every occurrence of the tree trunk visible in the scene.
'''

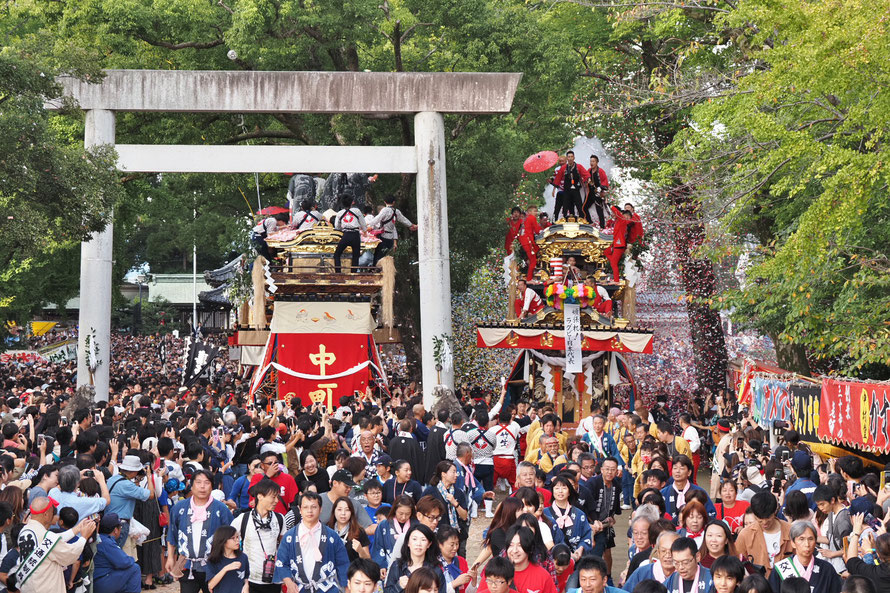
[769,331,812,375]
[670,184,730,393]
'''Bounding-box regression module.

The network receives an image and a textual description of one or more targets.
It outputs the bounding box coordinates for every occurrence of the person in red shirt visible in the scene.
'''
[625,202,644,244]
[518,205,543,281]
[552,151,590,220]
[249,450,298,514]
[552,545,575,592]
[478,526,557,593]
[583,276,613,316]
[584,155,610,227]
[604,206,632,283]
[505,207,524,255]
[713,479,750,533]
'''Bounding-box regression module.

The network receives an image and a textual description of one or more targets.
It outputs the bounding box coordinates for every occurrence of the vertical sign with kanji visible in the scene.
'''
[564,304,582,373]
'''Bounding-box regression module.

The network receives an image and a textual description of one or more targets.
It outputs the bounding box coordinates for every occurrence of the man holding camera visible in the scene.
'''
[232,479,286,593]
[107,455,155,547]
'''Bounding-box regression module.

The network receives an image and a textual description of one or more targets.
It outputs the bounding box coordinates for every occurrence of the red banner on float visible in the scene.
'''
[273,333,375,409]
[818,378,890,453]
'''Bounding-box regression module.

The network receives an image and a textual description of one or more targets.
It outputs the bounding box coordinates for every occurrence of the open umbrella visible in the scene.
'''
[523,150,559,173]
[256,206,289,216]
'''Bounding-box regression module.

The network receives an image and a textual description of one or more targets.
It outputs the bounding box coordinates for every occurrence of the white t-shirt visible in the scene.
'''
[763,528,782,568]
[682,426,701,453]
[232,511,285,583]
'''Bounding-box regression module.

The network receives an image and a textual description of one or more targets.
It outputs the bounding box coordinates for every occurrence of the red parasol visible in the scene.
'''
[256,206,289,216]
[523,150,559,173]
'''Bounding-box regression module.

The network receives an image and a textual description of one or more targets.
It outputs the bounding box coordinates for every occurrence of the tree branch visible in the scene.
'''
[221,129,301,144]
[135,35,224,51]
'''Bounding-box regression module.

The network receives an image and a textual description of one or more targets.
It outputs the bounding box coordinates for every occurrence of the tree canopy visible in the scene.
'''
[659,0,890,374]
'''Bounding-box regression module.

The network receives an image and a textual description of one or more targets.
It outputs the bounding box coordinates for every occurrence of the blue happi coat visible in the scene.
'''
[581,431,624,465]
[166,498,234,573]
[663,567,713,593]
[660,483,716,519]
[370,518,416,569]
[274,524,349,593]
[542,504,593,553]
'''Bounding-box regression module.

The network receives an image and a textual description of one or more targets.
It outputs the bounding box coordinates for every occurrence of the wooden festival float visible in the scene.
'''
[226,221,392,407]
[477,219,654,423]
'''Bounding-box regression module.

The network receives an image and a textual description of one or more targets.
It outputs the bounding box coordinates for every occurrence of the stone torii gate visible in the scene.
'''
[56,70,521,405]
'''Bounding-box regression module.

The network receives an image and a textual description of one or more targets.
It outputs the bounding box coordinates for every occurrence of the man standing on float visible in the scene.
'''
[553,151,589,219]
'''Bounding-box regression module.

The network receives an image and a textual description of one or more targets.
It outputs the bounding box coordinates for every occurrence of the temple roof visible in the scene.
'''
[203,255,243,287]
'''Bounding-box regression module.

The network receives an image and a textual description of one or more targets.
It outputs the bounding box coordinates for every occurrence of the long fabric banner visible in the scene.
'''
[818,378,890,452]
[751,376,792,427]
[789,383,821,443]
[564,304,582,373]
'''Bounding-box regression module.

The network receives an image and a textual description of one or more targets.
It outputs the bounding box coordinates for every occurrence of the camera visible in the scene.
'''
[84,470,94,478]
[262,555,275,583]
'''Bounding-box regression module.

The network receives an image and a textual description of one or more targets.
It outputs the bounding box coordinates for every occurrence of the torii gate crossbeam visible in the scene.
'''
[54,70,521,407]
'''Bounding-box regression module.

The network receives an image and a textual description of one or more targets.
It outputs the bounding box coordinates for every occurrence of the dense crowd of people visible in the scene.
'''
[1,327,889,593]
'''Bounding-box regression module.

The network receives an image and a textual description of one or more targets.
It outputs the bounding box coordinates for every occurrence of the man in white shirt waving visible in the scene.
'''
[515,279,544,319]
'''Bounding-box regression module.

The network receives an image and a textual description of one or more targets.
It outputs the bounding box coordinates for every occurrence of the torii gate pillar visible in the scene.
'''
[77,109,115,401]
[415,112,453,408]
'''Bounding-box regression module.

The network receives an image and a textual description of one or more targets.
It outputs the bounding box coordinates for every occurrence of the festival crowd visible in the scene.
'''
[2,155,887,593]
[1,330,889,593]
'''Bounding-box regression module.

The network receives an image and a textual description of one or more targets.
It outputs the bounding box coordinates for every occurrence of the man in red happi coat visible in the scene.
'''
[504,206,523,255]
[519,205,543,281]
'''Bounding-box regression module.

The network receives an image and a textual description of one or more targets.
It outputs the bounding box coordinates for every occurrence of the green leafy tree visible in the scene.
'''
[0,53,123,331]
[660,0,890,375]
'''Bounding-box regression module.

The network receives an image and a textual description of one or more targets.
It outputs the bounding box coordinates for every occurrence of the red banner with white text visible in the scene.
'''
[818,378,890,453]
[251,333,379,409]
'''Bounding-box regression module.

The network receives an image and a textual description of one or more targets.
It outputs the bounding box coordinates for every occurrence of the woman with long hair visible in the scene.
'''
[421,461,468,532]
[542,475,592,560]
[513,513,559,582]
[473,496,522,567]
[296,450,330,493]
[383,524,446,593]
[371,495,416,569]
[205,525,249,593]
[477,525,557,593]
[327,496,370,562]
[700,521,738,569]
[0,486,23,524]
